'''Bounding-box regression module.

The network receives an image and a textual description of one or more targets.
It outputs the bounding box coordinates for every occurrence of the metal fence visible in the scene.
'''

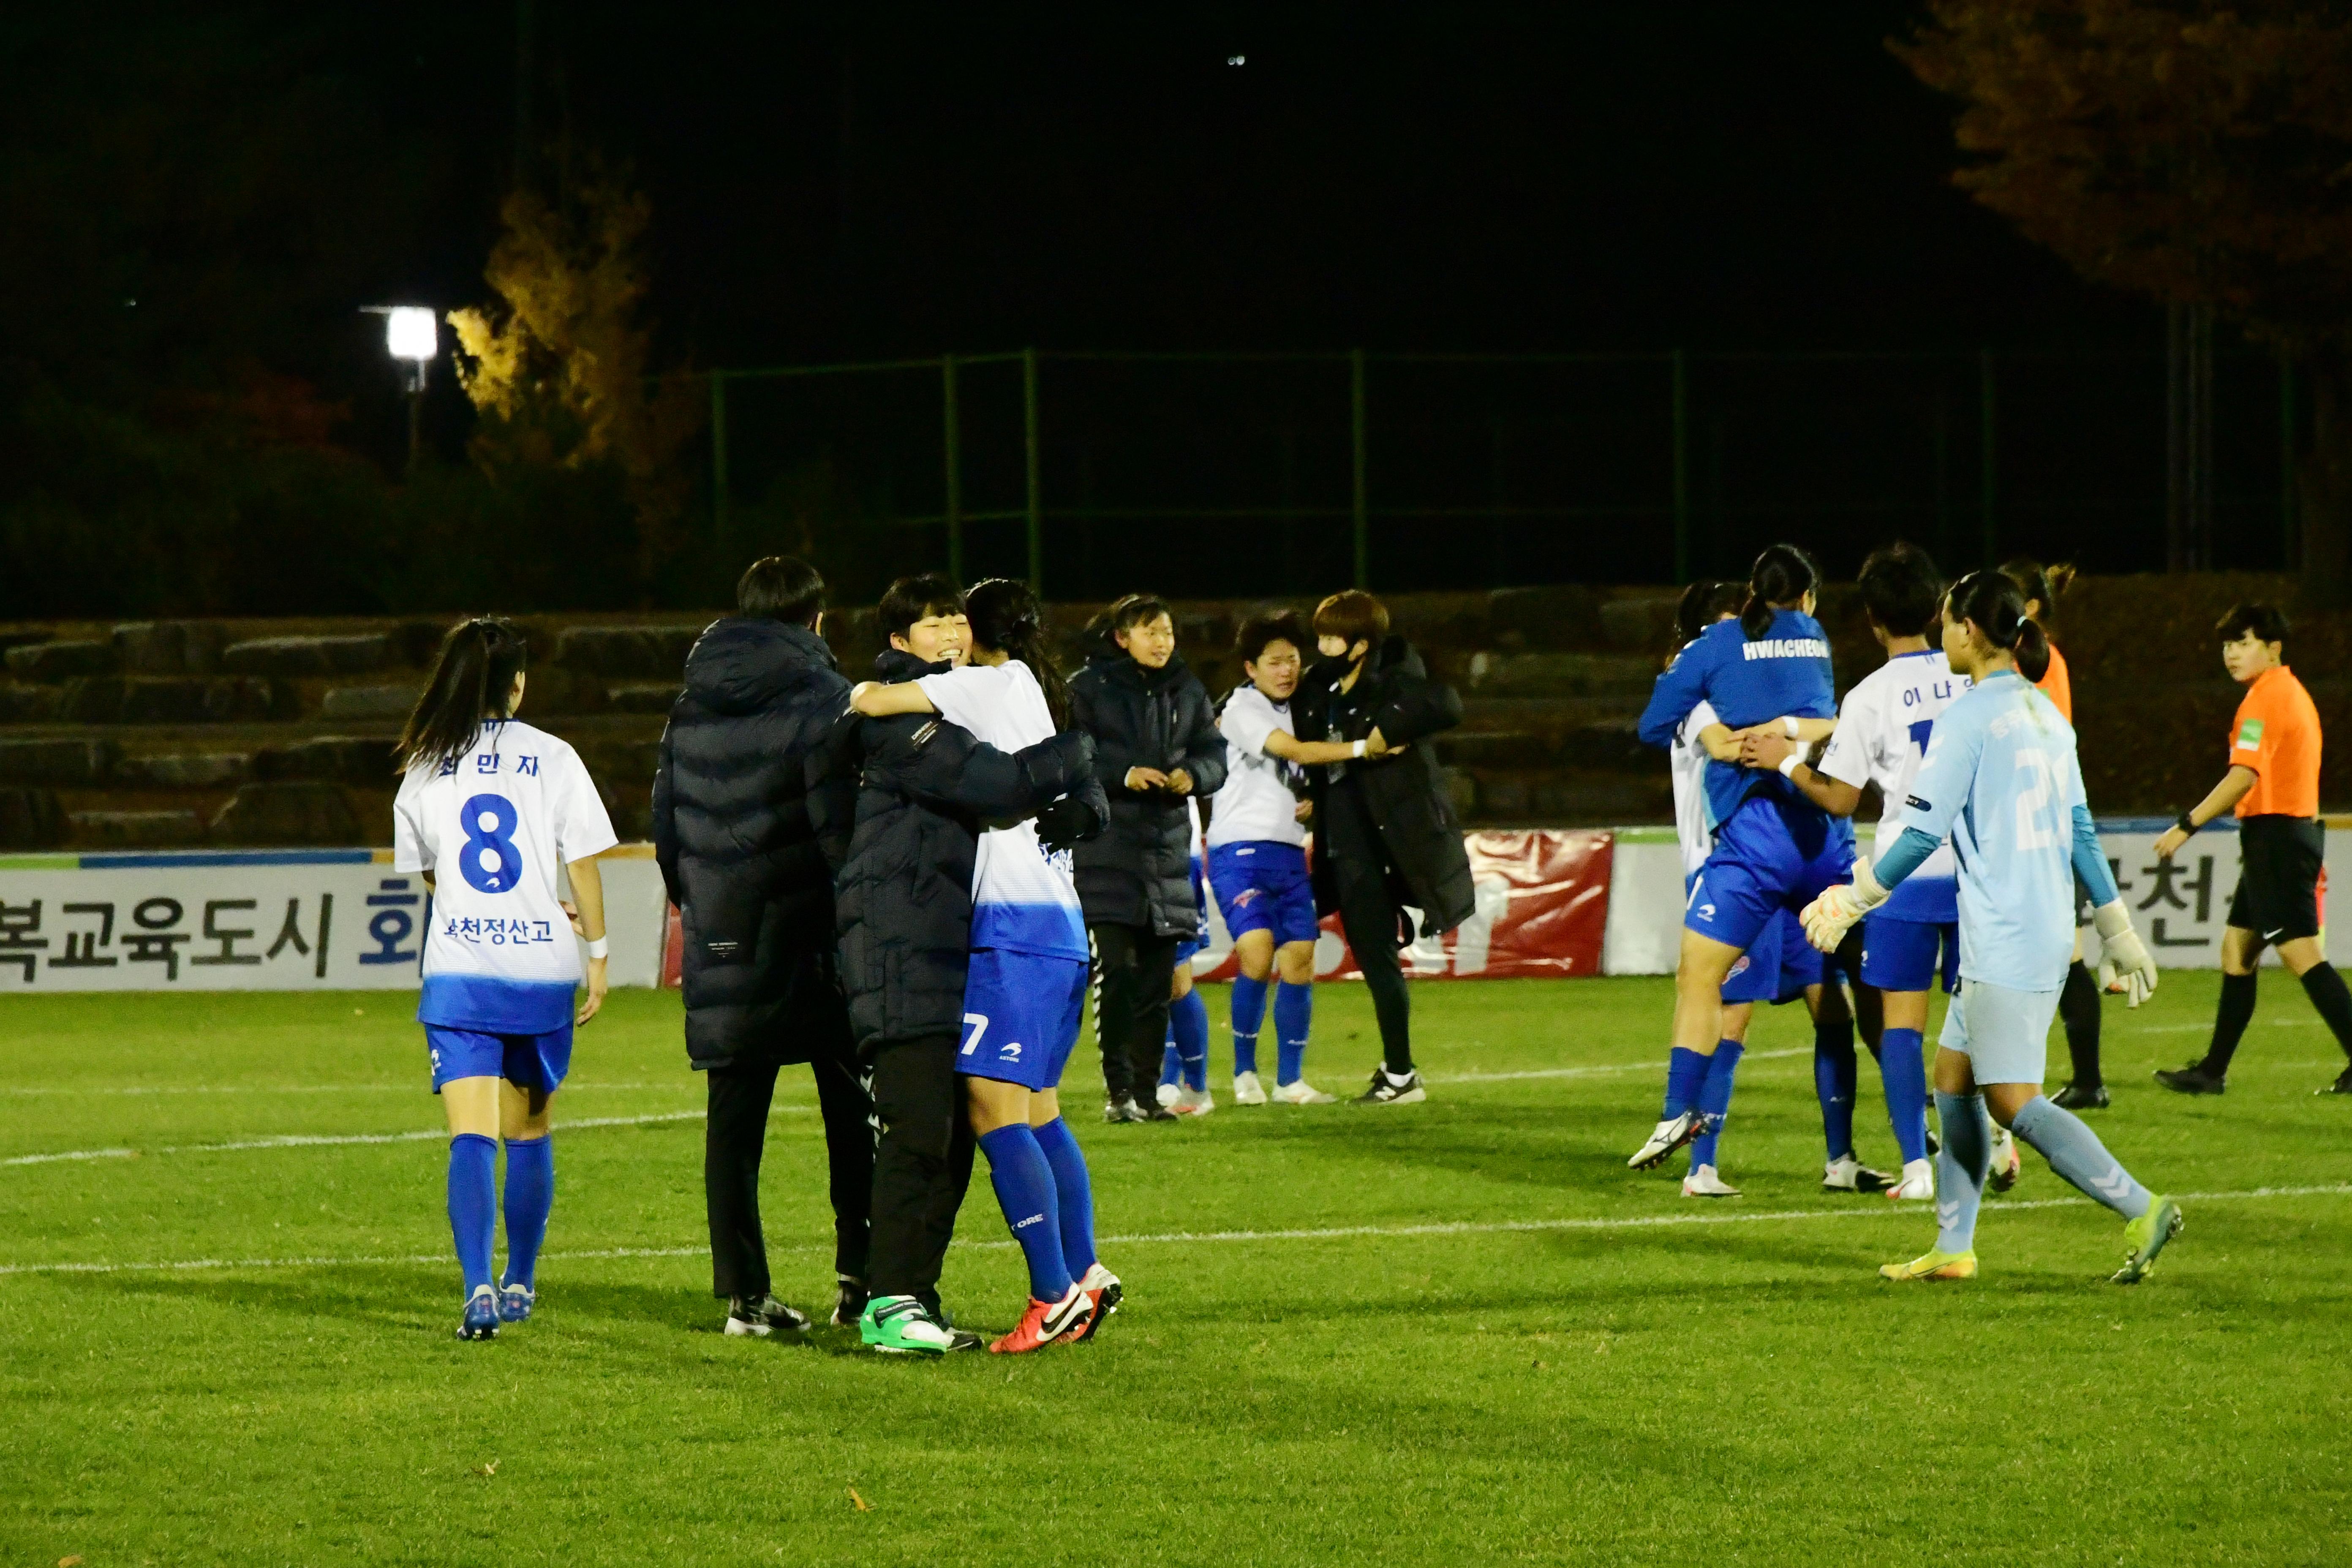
[704,347,2300,602]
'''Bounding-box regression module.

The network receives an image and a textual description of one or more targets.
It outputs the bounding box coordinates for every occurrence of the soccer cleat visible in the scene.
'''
[1174,1086,1217,1116]
[1925,1124,1940,1157]
[456,1285,501,1340]
[1885,1157,1935,1201]
[1822,1153,1897,1193]
[2156,1062,2227,1096]
[911,1291,983,1350]
[1231,1071,1269,1106]
[1987,1127,2021,1193]
[1354,1066,1427,1105]
[1154,1081,1183,1109]
[988,1282,1094,1354]
[1271,1079,1338,1105]
[1627,1110,1702,1170]
[1074,1262,1122,1340]
[1879,1248,1978,1282]
[1681,1164,1740,1198]
[2317,1067,2352,1097]
[2052,1082,2110,1111]
[2111,1195,2184,1284]
[1103,1097,1146,1124]
[859,1294,958,1356]
[1135,1097,1179,1122]
[724,1293,811,1338]
[831,1277,869,1328]
[495,1282,534,1323]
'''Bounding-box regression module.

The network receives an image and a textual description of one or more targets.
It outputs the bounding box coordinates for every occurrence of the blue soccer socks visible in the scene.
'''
[1814,1030,1859,1160]
[1030,1116,1098,1277]
[977,1123,1073,1301]
[1663,1046,1710,1119]
[1231,973,1269,1078]
[2011,1095,2152,1220]
[1688,1040,1745,1168]
[1170,988,1210,1093]
[500,1135,554,1292]
[1933,1091,1992,1254]
[1880,1028,1931,1167]
[1274,981,1314,1086]
[447,1133,498,1296]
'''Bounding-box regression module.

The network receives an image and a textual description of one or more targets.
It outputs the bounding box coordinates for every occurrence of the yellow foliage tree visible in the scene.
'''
[446,168,702,581]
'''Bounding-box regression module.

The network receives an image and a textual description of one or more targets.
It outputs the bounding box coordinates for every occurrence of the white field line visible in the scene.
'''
[0,1082,701,1097]
[1440,1046,1805,1084]
[0,1109,770,1168]
[4,1183,2344,1280]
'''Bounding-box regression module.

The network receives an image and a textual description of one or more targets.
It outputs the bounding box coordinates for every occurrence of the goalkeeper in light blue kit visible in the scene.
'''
[1800,571,2178,1284]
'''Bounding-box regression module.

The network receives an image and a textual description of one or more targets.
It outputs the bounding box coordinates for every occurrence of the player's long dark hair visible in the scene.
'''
[1672,580,1746,660]
[1998,556,2071,682]
[395,617,528,776]
[1945,570,2050,677]
[966,578,1072,729]
[1740,543,1820,640]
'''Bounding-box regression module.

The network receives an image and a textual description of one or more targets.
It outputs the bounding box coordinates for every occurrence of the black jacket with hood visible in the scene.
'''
[811,650,1109,1053]
[1065,641,1228,935]
[650,617,851,1073]
[1291,633,1476,939]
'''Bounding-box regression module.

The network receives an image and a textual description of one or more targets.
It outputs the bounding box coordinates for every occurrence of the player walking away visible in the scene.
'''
[1744,543,1961,1201]
[1800,571,2175,1285]
[392,618,618,1341]
[1157,799,1218,1113]
[1628,545,1850,1171]
[2154,603,2352,1097]
[2004,558,2106,1109]
[1206,610,1372,1106]
[1291,591,1475,1104]
[853,580,1120,1353]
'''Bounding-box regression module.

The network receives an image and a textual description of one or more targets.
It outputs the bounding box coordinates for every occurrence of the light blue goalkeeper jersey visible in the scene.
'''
[1892,670,2099,993]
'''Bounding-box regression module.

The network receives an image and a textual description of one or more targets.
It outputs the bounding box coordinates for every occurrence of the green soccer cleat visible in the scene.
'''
[860,1293,957,1356]
[1878,1248,1977,1282]
[2111,1196,2184,1285]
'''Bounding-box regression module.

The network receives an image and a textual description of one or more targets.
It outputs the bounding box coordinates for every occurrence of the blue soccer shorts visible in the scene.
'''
[1939,978,2058,1087]
[1860,912,1961,996]
[1720,906,1822,1005]
[1684,795,1856,956]
[957,947,1088,1092]
[427,1023,573,1095]
[1208,841,1321,947]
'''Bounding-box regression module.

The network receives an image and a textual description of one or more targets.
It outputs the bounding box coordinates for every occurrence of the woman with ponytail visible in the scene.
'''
[392,617,619,1340]
[1630,545,1851,1184]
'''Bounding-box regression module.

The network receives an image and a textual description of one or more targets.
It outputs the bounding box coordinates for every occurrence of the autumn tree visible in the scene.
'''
[1897,2,2352,601]
[447,165,702,585]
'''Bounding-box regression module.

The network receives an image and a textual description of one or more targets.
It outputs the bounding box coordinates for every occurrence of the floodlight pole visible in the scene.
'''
[407,375,426,476]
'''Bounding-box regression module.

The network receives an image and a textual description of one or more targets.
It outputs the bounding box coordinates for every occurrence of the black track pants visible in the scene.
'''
[1091,921,1182,1104]
[865,1035,977,1299]
[1321,778,1414,1075]
[705,1048,874,1299]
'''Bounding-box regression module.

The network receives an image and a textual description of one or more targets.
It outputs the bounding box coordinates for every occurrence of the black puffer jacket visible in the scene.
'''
[1066,645,1228,934]
[1293,634,1475,938]
[811,651,1109,1053]
[650,618,850,1072]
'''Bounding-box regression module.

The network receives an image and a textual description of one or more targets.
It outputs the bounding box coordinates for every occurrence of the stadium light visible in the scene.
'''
[363,305,438,473]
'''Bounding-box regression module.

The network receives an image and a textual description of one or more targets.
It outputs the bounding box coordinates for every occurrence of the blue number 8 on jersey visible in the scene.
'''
[458,793,523,893]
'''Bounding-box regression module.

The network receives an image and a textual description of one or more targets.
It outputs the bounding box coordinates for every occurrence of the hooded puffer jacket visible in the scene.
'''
[1066,641,1228,935]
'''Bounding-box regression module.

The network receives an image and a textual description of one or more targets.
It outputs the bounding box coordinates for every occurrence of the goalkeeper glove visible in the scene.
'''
[1799,858,1888,953]
[2092,900,2158,1007]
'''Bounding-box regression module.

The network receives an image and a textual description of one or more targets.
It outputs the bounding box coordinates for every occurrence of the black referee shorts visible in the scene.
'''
[2227,814,2326,943]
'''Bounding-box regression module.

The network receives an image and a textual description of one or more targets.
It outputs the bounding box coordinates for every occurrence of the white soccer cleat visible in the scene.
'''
[1886,1157,1936,1201]
[1822,1153,1897,1193]
[1628,1111,1702,1170]
[1271,1079,1337,1105]
[1154,1081,1182,1109]
[1681,1164,1740,1198]
[1174,1086,1216,1116]
[1988,1126,2022,1193]
[1231,1071,1269,1106]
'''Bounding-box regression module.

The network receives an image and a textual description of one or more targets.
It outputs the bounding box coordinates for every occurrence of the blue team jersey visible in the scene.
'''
[1898,671,2086,992]
[1638,607,1842,832]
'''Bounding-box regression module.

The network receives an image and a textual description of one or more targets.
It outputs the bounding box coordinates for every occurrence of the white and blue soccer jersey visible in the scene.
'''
[1897,672,2086,993]
[1639,608,1841,832]
[393,719,618,1034]
[1208,684,1308,850]
[915,659,1089,960]
[1670,698,1721,879]
[1814,649,1968,923]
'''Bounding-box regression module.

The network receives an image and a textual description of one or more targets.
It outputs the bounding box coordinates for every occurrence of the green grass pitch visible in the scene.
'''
[4,974,2350,1566]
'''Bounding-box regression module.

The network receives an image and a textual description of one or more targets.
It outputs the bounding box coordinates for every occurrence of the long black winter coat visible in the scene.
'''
[650,618,852,1073]
[811,651,1108,1053]
[1293,634,1476,939]
[1066,646,1228,934]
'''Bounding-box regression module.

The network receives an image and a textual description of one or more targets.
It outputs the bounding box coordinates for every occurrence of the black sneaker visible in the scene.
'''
[1135,1097,1179,1122]
[1354,1065,1427,1105]
[2155,1062,2226,1097]
[724,1293,811,1337]
[1925,1124,1939,1158]
[831,1277,869,1328]
[2052,1082,2110,1110]
[1103,1097,1143,1124]
[2318,1067,2352,1097]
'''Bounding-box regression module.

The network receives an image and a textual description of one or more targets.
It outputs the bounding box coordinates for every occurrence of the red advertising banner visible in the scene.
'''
[661,828,1615,989]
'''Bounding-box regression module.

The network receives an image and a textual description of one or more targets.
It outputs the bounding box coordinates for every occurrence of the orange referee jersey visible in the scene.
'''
[2035,640,2072,724]
[2229,664,2322,819]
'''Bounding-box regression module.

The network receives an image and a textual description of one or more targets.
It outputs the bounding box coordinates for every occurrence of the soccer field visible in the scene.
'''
[4,977,2349,1567]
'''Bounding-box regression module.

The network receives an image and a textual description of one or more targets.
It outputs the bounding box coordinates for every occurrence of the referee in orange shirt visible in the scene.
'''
[2153,602,2352,1096]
